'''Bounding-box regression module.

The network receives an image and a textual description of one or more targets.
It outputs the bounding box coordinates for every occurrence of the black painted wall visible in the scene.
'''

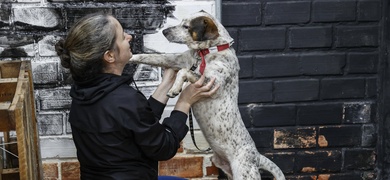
[0,0,388,179]
[221,0,384,179]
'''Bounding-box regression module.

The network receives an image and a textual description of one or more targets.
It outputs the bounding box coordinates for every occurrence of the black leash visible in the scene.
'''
[189,108,211,152]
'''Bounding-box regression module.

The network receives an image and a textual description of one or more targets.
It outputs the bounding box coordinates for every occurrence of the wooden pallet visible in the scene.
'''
[0,60,42,180]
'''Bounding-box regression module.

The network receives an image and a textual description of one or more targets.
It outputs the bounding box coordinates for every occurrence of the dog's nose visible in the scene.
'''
[163,27,172,37]
[162,29,169,37]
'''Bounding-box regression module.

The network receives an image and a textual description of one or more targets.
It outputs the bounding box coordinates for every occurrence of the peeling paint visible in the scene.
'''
[318,135,328,147]
[298,135,316,148]
[274,130,290,149]
[247,103,259,109]
[246,103,258,121]
[305,151,315,155]
[318,174,330,180]
[326,151,332,156]
[301,167,316,172]
[274,128,316,149]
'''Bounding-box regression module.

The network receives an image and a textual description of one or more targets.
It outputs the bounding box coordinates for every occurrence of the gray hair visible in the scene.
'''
[55,13,117,81]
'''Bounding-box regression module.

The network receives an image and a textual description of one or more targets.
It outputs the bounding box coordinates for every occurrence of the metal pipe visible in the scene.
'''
[215,0,222,21]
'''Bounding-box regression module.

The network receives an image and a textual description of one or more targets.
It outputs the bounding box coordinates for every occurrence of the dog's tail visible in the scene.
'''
[258,154,286,180]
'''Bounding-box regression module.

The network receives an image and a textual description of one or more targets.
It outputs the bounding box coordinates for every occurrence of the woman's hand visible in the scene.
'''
[151,68,177,104]
[160,68,177,87]
[174,75,220,114]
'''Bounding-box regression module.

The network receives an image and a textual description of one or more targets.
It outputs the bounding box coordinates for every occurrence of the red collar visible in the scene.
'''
[197,43,231,74]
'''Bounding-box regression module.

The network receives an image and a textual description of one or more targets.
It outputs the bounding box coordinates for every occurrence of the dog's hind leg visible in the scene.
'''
[167,69,200,98]
[231,160,261,180]
[211,154,233,179]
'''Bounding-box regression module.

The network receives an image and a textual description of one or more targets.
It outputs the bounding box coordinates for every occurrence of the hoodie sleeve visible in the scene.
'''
[121,92,189,161]
[147,96,166,120]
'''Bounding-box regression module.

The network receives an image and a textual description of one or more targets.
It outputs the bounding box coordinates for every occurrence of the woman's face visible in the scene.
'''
[112,17,133,66]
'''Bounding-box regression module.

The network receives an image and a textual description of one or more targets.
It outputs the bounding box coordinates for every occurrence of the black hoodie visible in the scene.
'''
[68,73,189,180]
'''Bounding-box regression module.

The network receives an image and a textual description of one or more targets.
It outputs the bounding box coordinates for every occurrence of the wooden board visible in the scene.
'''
[1,61,42,180]
[0,61,22,78]
[0,78,17,102]
[0,102,12,131]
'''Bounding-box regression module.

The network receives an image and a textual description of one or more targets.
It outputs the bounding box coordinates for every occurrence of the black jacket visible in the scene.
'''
[68,73,189,180]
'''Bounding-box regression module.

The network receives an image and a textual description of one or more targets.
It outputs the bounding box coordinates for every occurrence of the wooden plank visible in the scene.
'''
[0,78,18,83]
[0,102,13,131]
[7,74,26,179]
[22,83,34,180]
[8,104,25,179]
[2,168,19,174]
[23,80,40,180]
[9,80,28,180]
[19,61,42,180]
[0,61,21,78]
[0,81,17,102]
[0,102,10,108]
[25,61,42,180]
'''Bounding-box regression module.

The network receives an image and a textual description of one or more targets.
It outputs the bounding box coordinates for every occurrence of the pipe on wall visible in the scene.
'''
[215,0,221,21]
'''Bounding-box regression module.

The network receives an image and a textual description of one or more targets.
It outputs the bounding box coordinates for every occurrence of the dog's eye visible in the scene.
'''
[183,25,189,29]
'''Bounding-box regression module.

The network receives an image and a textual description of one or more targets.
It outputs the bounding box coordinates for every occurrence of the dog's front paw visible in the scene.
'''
[167,89,181,98]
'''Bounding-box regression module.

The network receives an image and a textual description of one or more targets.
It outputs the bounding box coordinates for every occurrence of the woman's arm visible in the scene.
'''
[151,68,177,104]
[148,69,176,119]
[133,74,219,161]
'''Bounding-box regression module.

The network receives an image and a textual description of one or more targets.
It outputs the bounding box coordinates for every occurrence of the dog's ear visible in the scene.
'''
[189,16,219,41]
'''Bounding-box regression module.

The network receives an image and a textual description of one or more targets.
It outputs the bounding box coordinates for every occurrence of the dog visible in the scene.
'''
[130,10,286,180]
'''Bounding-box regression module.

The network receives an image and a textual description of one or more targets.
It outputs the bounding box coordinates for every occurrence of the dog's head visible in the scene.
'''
[163,10,233,49]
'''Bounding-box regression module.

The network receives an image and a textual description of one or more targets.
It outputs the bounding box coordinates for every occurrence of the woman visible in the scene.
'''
[55,13,219,179]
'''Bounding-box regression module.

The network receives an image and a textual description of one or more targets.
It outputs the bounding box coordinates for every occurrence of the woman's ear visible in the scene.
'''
[103,50,115,63]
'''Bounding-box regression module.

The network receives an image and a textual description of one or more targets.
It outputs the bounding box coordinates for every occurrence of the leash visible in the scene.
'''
[189,108,211,152]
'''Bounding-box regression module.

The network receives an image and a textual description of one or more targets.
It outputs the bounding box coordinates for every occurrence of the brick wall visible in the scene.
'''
[223,0,383,179]
[0,0,387,179]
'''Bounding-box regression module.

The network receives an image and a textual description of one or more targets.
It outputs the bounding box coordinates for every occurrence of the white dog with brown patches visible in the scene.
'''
[130,10,285,180]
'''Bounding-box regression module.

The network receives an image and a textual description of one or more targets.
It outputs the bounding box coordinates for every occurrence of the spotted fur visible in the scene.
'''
[130,11,286,180]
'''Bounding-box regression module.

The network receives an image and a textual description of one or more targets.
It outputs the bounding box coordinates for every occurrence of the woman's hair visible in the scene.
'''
[55,13,117,82]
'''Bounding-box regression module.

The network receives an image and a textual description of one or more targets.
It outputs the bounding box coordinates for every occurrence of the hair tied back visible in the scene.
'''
[55,39,71,68]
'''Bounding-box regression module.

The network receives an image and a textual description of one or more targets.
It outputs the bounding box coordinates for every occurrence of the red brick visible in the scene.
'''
[61,161,80,180]
[43,162,59,180]
[159,156,203,178]
[206,162,219,176]
[177,141,184,153]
